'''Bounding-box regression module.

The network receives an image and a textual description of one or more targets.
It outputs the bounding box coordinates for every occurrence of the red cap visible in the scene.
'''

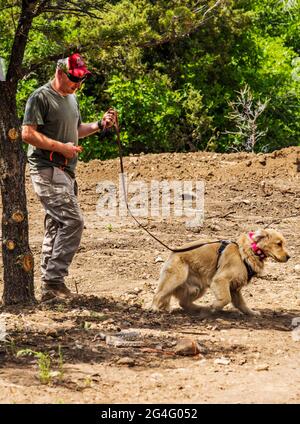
[67,53,91,78]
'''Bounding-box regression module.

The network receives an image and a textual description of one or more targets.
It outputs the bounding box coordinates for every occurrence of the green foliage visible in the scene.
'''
[17,349,52,385]
[106,73,182,153]
[107,223,113,232]
[75,88,118,161]
[17,346,65,384]
[4,0,298,157]
[17,78,40,118]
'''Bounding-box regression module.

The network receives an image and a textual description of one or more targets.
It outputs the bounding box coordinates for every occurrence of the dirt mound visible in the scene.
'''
[0,146,299,403]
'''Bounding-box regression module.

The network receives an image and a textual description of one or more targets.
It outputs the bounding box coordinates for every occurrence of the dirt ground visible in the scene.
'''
[0,146,300,404]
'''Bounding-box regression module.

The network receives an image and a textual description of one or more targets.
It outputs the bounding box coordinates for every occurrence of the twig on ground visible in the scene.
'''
[179,330,208,336]
[264,214,299,229]
[207,210,236,220]
[139,347,176,356]
[74,282,80,294]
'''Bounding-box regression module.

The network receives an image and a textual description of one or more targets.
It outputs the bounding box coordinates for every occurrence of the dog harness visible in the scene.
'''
[216,240,233,267]
[216,240,257,282]
[243,260,257,281]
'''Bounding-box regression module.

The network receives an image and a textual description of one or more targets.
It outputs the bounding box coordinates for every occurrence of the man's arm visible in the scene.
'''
[77,122,100,139]
[22,125,80,159]
[78,108,117,139]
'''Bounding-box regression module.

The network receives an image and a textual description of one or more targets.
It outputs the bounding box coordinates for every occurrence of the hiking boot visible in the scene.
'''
[41,283,77,302]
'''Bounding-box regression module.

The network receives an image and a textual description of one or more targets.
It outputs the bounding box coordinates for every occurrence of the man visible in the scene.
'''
[22,53,117,302]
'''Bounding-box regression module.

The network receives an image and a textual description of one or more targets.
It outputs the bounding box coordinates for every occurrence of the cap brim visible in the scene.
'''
[70,68,92,78]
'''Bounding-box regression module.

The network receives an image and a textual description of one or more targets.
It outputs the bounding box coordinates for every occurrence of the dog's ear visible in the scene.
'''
[252,229,267,242]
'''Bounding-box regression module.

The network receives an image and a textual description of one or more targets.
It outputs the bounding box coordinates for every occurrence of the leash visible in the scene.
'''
[113,112,229,254]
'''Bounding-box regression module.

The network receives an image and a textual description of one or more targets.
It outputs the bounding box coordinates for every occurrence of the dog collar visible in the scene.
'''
[248,232,266,261]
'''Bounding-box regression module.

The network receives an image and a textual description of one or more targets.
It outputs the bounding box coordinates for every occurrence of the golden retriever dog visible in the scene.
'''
[152,229,290,317]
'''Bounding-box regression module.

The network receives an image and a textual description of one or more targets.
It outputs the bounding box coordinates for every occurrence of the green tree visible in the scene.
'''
[0,0,110,305]
[0,0,223,305]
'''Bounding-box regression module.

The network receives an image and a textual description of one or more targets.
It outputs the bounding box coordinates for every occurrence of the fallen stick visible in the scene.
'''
[139,347,176,356]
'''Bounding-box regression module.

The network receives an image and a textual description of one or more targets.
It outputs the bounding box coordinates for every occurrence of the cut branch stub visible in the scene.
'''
[17,253,34,273]
[11,211,24,223]
[4,239,16,250]
[8,128,19,142]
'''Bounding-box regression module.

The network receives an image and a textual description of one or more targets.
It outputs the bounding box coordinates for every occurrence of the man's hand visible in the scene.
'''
[59,142,83,159]
[101,108,118,129]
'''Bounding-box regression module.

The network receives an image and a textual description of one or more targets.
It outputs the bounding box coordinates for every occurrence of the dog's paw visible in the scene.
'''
[150,303,170,313]
[247,309,261,317]
[150,304,160,312]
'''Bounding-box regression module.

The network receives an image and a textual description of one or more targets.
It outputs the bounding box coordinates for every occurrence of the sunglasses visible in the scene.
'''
[64,71,87,83]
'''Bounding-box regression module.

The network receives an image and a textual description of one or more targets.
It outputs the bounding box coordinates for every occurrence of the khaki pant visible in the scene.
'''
[30,167,84,287]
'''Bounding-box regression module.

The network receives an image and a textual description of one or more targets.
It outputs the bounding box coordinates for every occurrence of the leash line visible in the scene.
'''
[114,114,225,253]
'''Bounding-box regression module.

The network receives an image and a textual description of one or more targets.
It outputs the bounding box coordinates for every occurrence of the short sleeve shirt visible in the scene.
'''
[23,82,82,177]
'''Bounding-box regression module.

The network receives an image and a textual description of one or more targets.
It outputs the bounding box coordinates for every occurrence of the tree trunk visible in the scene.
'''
[0,81,35,305]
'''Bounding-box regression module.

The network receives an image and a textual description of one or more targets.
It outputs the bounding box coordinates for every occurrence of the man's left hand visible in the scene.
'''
[101,108,117,129]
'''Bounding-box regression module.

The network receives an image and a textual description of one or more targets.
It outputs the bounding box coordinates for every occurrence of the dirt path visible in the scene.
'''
[0,147,299,403]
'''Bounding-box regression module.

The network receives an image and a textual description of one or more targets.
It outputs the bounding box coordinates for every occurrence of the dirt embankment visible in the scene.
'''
[0,146,299,403]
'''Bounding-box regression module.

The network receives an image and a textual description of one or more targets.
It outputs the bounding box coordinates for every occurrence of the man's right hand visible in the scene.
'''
[59,142,83,159]
[22,125,83,159]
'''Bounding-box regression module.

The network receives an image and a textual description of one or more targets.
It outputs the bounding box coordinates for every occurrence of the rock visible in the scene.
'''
[124,294,136,301]
[117,330,140,340]
[45,329,58,338]
[258,156,266,165]
[174,338,203,356]
[209,224,221,231]
[75,342,83,349]
[186,225,202,233]
[245,160,252,167]
[98,332,107,340]
[294,264,300,274]
[291,317,300,327]
[255,364,269,371]
[214,357,231,365]
[105,335,144,348]
[49,371,61,378]
[291,318,300,341]
[292,328,300,342]
[117,357,135,367]
[133,287,142,294]
[155,256,164,263]
[103,318,115,324]
[150,372,163,380]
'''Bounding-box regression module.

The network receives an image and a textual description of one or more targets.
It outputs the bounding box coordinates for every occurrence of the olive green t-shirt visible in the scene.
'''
[23,82,81,177]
